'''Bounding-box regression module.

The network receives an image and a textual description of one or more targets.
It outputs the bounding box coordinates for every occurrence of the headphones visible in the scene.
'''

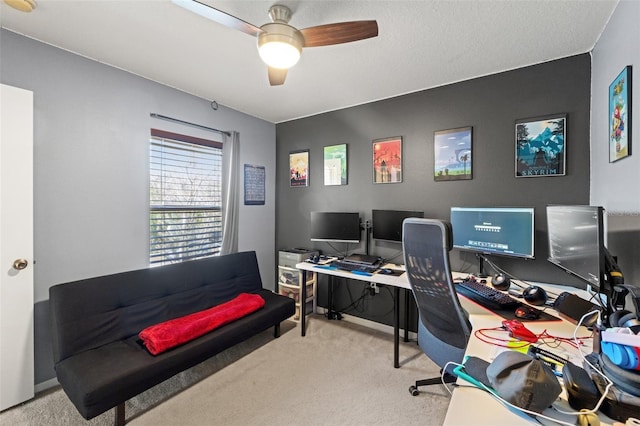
[609,309,640,329]
[598,350,640,395]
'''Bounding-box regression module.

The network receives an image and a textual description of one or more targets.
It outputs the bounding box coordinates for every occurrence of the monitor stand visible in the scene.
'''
[476,254,488,278]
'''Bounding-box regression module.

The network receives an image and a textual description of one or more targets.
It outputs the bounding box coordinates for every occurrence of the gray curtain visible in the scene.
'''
[220,131,239,254]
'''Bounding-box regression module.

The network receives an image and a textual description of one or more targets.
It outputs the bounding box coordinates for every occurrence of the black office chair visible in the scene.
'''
[402,218,472,396]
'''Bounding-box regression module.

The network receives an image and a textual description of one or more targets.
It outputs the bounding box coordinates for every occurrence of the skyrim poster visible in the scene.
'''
[515,114,566,177]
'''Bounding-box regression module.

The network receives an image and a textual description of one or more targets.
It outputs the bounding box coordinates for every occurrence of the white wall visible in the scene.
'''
[591,0,640,212]
[1,29,276,384]
[590,0,640,285]
[0,29,277,299]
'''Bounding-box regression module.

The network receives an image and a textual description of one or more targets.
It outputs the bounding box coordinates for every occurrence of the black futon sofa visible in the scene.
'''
[49,251,295,425]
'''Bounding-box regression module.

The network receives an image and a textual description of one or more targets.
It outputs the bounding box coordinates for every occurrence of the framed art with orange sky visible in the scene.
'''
[373,137,402,183]
[289,149,309,187]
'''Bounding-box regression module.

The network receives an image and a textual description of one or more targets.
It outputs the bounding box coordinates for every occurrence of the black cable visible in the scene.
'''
[383,249,405,264]
[480,254,561,298]
[333,286,369,314]
[325,242,353,258]
[456,252,476,274]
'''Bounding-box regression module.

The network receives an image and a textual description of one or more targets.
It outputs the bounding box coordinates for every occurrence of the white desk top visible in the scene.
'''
[296,261,412,290]
[446,290,619,426]
[442,314,611,425]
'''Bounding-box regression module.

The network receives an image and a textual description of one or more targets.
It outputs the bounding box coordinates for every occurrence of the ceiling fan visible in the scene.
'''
[172,0,379,86]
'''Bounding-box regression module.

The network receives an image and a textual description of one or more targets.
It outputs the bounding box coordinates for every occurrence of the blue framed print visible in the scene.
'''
[244,164,265,205]
[515,114,566,177]
[609,65,632,162]
[434,127,472,181]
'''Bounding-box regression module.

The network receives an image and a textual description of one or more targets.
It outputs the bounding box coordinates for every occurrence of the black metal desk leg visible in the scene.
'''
[327,275,335,320]
[394,286,400,368]
[404,289,410,342]
[301,269,307,337]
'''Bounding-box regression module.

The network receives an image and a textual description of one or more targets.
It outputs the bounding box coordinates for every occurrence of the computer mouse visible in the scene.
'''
[522,285,548,306]
[515,305,541,320]
[379,268,393,275]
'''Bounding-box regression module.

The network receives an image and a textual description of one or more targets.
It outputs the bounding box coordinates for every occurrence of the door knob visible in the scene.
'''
[13,258,28,270]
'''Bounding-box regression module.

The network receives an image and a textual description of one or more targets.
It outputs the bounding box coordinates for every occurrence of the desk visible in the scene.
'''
[444,289,616,426]
[296,263,616,424]
[296,261,411,368]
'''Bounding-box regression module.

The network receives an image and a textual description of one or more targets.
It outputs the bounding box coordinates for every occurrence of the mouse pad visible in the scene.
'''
[375,269,405,276]
[496,306,560,322]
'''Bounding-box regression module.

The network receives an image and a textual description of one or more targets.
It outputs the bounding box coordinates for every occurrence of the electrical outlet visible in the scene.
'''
[369,283,379,294]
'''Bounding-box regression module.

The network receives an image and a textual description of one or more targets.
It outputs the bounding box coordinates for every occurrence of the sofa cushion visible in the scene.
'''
[55,289,294,420]
[50,251,265,364]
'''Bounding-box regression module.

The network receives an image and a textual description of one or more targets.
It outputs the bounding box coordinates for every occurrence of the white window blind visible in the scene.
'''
[149,129,223,265]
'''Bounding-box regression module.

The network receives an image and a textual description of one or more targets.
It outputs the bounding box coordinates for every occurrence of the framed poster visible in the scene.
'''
[243,164,265,205]
[289,149,309,187]
[434,127,472,181]
[609,65,632,162]
[373,136,402,183]
[323,143,348,186]
[515,114,566,177]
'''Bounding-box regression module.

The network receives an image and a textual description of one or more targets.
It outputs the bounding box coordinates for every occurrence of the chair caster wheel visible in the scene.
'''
[409,385,419,396]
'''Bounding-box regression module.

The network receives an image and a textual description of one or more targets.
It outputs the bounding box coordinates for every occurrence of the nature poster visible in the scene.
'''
[515,115,566,177]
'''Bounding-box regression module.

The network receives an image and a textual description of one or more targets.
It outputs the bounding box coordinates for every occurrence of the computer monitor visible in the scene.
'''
[310,212,361,243]
[546,205,606,291]
[372,209,424,242]
[450,207,535,259]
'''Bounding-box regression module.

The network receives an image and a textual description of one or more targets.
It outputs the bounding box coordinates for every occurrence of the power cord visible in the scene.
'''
[383,249,405,264]
[442,311,616,425]
[552,311,613,418]
[480,254,562,298]
[332,282,396,319]
[441,360,585,426]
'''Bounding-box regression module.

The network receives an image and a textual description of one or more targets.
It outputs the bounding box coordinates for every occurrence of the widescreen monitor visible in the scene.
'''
[546,205,606,290]
[310,212,361,243]
[372,209,424,242]
[450,207,535,259]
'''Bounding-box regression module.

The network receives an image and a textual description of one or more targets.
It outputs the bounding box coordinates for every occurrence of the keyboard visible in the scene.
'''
[332,260,380,274]
[455,279,521,311]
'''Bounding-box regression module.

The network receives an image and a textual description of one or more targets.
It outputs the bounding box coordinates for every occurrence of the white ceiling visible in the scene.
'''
[0,0,618,123]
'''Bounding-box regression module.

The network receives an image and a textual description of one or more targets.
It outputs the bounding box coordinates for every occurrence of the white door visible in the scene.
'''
[0,84,35,410]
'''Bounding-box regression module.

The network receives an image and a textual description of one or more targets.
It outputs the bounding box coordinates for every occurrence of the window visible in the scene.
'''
[149,129,223,265]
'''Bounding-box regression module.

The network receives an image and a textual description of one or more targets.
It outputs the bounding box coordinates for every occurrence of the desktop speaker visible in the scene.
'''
[492,274,510,291]
[522,285,548,306]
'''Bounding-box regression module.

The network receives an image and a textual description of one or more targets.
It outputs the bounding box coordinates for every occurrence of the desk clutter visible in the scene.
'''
[305,253,406,276]
[456,311,640,424]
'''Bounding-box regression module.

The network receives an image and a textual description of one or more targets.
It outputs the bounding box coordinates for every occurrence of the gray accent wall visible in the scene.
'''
[1,29,276,386]
[276,55,594,326]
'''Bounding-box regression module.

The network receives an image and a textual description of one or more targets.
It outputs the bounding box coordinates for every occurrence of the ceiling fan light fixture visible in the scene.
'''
[258,23,303,69]
[3,0,37,12]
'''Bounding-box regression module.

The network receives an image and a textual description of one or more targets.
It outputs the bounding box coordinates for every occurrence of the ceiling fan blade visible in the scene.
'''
[300,21,378,48]
[172,0,262,37]
[268,68,288,86]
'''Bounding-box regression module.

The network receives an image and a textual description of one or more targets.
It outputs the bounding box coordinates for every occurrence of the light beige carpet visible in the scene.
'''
[1,316,452,425]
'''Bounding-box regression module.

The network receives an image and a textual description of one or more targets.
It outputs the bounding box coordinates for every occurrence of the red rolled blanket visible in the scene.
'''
[139,292,265,355]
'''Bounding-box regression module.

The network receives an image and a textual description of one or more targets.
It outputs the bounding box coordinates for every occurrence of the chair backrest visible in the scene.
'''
[402,218,472,366]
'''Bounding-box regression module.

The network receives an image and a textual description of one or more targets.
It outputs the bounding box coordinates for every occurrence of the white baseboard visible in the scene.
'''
[314,307,417,341]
